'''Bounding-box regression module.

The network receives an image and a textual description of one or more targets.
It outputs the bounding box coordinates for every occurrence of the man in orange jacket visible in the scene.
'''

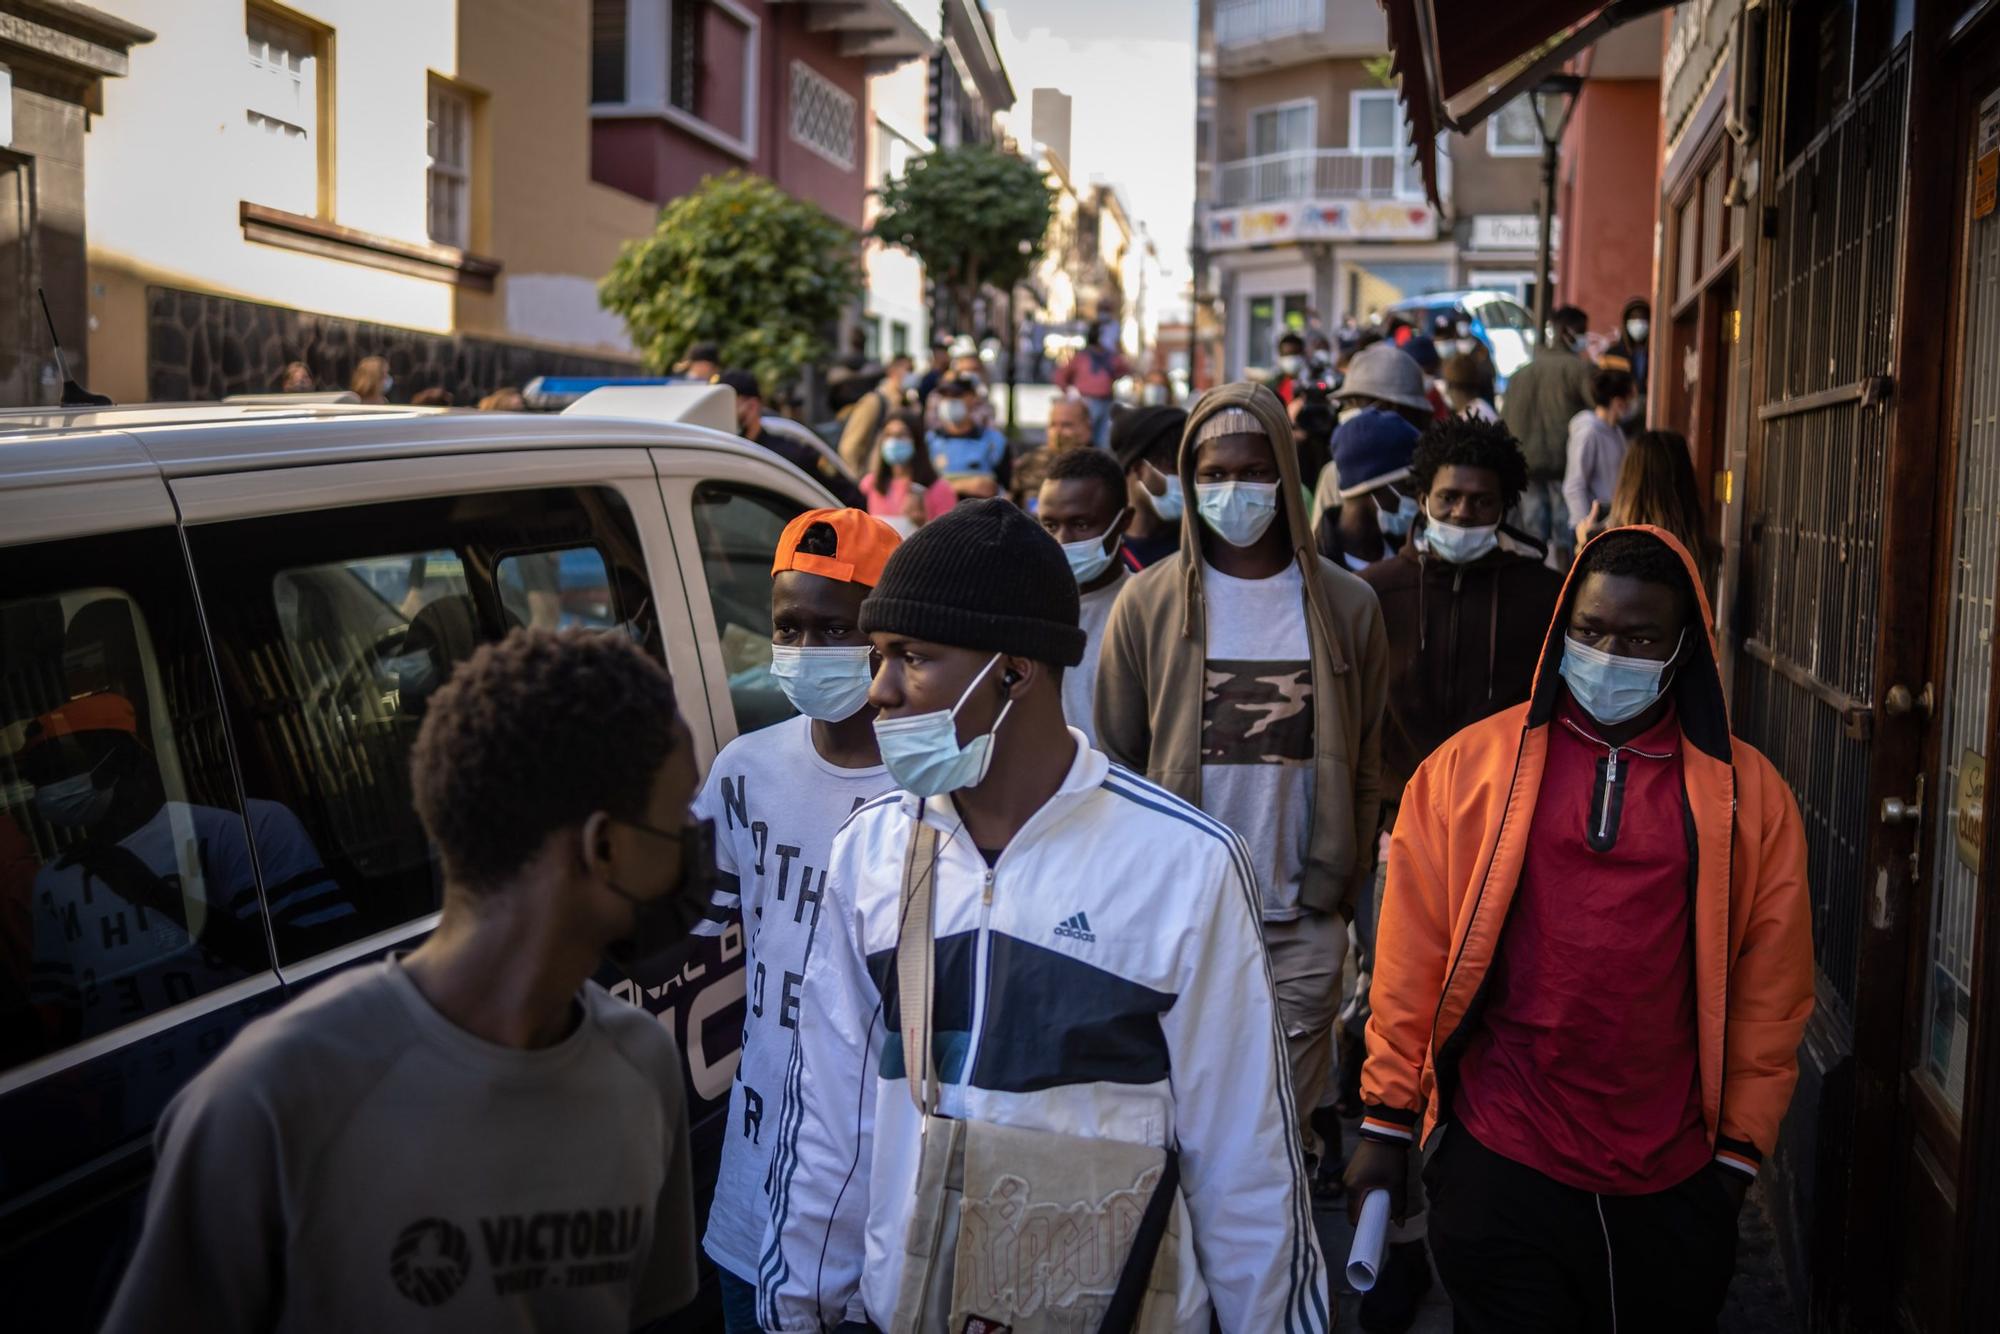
[1345,526,1814,1332]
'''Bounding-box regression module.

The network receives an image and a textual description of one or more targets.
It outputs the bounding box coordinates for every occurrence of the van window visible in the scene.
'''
[497,548,616,630]
[186,487,661,965]
[0,528,280,1072]
[690,482,806,735]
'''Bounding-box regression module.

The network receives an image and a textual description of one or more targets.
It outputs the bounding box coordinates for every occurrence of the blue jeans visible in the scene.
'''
[1083,393,1113,447]
[717,1267,758,1334]
[1513,477,1572,568]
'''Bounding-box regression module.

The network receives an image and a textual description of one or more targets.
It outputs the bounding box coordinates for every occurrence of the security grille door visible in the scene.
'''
[1738,48,1909,1026]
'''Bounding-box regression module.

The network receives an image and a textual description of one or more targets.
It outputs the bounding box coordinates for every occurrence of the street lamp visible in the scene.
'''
[1530,73,1583,349]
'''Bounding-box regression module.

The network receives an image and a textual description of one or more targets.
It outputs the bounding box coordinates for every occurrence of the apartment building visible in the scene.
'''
[79,0,669,405]
[587,0,933,234]
[858,1,1016,362]
[1193,0,1540,378]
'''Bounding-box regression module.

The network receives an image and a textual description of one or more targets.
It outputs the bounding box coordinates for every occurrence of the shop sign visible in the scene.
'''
[1956,749,1985,873]
[1203,200,1437,250]
[1468,214,1553,251]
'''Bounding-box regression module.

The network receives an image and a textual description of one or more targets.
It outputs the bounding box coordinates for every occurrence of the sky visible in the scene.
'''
[987,2,1197,291]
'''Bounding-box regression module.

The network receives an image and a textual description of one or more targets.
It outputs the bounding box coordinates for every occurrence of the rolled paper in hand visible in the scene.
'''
[1347,1189,1391,1292]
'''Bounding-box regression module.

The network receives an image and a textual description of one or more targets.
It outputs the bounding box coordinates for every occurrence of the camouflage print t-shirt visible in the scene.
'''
[1199,561,1315,920]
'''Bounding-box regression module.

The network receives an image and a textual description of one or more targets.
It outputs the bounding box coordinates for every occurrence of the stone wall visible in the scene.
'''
[146,287,642,405]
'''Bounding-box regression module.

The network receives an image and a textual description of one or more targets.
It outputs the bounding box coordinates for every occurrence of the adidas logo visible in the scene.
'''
[1053,912,1096,943]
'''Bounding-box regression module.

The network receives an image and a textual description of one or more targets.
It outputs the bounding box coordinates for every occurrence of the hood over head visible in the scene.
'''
[1176,382,1349,668]
[1527,524,1730,761]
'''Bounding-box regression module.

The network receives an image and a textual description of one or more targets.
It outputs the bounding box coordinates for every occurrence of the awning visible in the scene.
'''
[1380,0,1669,208]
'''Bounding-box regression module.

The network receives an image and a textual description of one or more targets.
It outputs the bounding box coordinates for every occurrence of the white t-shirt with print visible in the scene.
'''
[689,715,890,1281]
[1199,562,1316,920]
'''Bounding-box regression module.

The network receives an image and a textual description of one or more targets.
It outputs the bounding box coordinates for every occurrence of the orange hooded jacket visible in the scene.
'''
[1359,525,1815,1181]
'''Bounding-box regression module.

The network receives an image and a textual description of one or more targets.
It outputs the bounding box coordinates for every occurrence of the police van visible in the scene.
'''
[0,387,830,1328]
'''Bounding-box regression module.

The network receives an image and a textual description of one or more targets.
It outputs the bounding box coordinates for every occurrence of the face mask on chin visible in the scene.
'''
[604,817,717,970]
[873,653,1014,798]
[1559,630,1687,726]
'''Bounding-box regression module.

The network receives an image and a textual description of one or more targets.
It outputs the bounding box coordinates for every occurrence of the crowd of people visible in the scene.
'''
[102,305,1814,1334]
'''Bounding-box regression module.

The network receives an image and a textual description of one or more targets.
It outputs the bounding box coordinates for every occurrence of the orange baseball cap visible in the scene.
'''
[27,693,138,747]
[771,508,901,587]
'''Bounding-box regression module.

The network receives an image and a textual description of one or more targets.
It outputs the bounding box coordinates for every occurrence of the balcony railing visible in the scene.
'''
[1212,147,1438,207]
[1215,0,1326,47]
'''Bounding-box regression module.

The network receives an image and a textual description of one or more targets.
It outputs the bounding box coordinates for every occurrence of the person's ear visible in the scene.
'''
[1000,655,1035,697]
[581,810,615,879]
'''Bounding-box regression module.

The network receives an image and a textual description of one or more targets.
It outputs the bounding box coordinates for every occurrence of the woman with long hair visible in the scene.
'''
[1610,429,1717,580]
[859,409,956,532]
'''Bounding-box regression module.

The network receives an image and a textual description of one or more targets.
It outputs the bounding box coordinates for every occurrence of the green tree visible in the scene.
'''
[599,171,863,391]
[870,144,1055,333]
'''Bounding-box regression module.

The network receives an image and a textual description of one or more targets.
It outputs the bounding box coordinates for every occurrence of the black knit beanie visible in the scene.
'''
[1110,404,1188,472]
[859,498,1086,667]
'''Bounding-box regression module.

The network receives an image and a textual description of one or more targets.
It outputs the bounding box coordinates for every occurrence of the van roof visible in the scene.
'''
[0,399,773,490]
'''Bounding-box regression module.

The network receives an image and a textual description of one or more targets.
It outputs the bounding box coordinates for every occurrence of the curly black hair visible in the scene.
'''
[1409,415,1531,509]
[409,628,681,890]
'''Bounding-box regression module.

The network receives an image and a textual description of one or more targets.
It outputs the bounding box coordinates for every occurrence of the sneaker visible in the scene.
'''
[1358,1239,1434,1333]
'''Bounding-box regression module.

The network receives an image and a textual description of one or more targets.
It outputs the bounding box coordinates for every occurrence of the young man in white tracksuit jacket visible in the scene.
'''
[757,500,1328,1333]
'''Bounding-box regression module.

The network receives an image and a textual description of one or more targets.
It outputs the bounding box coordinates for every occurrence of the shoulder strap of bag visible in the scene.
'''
[896,816,943,1115]
[1095,1147,1181,1334]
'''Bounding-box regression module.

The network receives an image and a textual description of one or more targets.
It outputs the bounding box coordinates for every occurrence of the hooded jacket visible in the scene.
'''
[1094,382,1388,914]
[1360,527,1563,806]
[1358,526,1815,1183]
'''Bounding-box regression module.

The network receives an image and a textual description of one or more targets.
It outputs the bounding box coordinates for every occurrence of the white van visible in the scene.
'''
[0,390,832,1329]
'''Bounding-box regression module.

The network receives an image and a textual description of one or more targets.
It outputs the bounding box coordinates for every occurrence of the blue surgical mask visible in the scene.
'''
[1061,511,1128,585]
[873,653,1014,797]
[1422,509,1498,564]
[1379,493,1419,538]
[939,399,969,427]
[881,436,916,468]
[1559,630,1686,726]
[1146,471,1184,521]
[35,756,115,827]
[1196,480,1281,548]
[769,644,875,722]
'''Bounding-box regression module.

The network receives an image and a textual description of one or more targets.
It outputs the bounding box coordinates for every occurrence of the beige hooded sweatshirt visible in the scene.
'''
[1093,381,1388,914]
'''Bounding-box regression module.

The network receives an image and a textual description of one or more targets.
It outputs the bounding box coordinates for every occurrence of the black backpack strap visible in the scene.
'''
[1096,1147,1180,1334]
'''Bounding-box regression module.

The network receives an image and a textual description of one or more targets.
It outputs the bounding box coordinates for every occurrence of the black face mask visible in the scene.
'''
[603,817,717,970]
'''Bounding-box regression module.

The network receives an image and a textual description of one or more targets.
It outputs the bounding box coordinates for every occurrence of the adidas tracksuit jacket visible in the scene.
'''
[756,734,1329,1333]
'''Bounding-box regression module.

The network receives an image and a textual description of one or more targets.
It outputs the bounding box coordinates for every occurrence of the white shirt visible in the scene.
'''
[1199,562,1316,919]
[1063,563,1130,747]
[689,715,889,1282]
